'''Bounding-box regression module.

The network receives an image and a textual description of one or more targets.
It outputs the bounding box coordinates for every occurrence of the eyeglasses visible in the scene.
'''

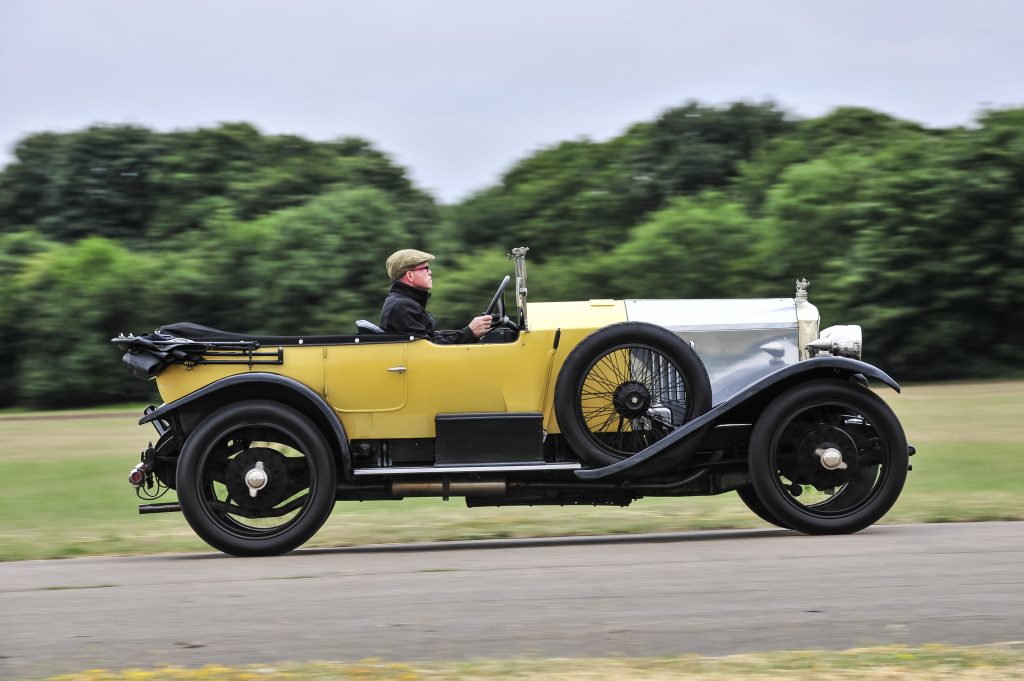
[410,265,431,272]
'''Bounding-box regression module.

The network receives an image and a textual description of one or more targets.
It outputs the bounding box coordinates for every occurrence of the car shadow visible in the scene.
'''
[167,527,798,560]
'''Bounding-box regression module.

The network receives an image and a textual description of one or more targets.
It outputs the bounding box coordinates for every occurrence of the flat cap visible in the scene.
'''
[386,249,435,281]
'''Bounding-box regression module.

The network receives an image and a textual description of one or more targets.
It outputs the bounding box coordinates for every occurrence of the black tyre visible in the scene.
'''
[554,322,711,467]
[748,380,907,535]
[177,400,337,556]
[736,485,790,529]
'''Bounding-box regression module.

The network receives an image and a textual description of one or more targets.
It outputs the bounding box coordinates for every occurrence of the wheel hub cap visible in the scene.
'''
[244,461,269,497]
[786,425,860,489]
[225,448,292,510]
[816,447,847,471]
[612,381,652,419]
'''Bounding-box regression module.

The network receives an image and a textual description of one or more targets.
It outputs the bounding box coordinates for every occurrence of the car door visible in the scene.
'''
[394,334,555,437]
[324,342,408,413]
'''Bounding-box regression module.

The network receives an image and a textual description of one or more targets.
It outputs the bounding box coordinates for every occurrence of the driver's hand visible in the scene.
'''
[468,315,492,338]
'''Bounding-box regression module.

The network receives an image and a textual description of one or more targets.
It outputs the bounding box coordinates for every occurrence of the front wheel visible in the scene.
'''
[736,485,790,529]
[748,380,908,535]
[176,400,337,556]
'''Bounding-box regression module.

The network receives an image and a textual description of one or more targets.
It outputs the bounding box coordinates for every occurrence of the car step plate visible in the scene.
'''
[353,462,582,476]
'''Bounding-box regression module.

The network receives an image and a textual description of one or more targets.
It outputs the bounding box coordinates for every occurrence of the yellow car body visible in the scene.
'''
[154,299,626,440]
[114,250,911,557]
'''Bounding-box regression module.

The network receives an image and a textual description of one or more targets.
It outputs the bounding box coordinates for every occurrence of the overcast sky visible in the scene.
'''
[1,1,1021,202]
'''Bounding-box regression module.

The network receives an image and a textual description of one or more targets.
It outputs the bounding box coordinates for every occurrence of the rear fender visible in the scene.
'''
[575,356,899,480]
[141,373,352,481]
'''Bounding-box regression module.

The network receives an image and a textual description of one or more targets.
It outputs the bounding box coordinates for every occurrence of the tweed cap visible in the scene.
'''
[386,249,435,281]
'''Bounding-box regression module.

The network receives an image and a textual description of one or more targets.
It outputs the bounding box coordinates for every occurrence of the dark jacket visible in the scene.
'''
[379,281,476,345]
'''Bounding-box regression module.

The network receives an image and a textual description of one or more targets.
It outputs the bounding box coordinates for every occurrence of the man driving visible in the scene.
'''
[379,249,492,344]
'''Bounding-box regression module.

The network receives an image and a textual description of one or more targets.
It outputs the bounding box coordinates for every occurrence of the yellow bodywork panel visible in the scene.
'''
[326,342,407,413]
[153,299,628,440]
[156,346,325,404]
[526,300,627,433]
[339,335,558,439]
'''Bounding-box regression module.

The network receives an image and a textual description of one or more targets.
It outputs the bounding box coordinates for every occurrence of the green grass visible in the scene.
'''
[0,402,149,416]
[1,381,1022,561]
[28,644,1024,681]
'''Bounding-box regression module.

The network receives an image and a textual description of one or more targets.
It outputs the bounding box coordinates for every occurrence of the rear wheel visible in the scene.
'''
[748,380,907,535]
[177,400,337,556]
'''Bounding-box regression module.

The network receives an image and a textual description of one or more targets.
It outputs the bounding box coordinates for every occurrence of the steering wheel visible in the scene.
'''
[483,275,519,332]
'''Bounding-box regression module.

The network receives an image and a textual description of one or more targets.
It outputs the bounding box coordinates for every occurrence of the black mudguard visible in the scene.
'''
[574,356,900,481]
[140,373,353,481]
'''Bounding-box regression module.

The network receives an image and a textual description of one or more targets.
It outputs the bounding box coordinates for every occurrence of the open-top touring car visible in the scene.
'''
[113,247,913,556]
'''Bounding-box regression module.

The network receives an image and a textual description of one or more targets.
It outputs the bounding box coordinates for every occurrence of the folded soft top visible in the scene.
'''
[158,322,359,346]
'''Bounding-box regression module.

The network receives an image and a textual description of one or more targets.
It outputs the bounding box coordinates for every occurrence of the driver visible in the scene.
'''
[379,249,492,344]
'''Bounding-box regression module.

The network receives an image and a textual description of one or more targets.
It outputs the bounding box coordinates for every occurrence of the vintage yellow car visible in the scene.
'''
[113,248,912,556]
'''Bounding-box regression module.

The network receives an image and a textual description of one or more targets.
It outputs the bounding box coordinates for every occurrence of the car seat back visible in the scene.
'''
[356,319,386,334]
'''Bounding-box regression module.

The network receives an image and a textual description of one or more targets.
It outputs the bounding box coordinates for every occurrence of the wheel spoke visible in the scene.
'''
[581,389,616,398]
[645,411,676,430]
[587,365,622,393]
[563,336,709,460]
[615,417,626,450]
[581,400,617,418]
[606,350,630,384]
[582,405,615,419]
[595,409,619,435]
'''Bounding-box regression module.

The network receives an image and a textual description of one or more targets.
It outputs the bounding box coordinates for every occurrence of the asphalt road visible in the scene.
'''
[1,522,1022,678]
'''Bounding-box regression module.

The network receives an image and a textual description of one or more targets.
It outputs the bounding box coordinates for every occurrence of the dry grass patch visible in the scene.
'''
[31,644,1024,680]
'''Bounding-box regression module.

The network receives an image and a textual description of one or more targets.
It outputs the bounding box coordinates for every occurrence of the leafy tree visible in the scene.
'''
[753,153,875,286]
[448,129,658,259]
[172,187,413,335]
[0,124,438,246]
[12,237,162,406]
[145,122,265,236]
[632,100,794,201]
[605,194,762,300]
[0,132,65,233]
[732,107,930,212]
[2,104,1024,407]
[831,123,1024,377]
[39,126,164,241]
[448,101,793,262]
[0,231,55,405]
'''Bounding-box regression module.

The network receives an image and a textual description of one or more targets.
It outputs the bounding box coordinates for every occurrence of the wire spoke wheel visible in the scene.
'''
[578,345,693,456]
[178,401,336,556]
[555,323,711,468]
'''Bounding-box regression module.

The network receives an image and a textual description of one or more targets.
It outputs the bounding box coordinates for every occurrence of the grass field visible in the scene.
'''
[31,644,1024,681]
[1,380,1022,561]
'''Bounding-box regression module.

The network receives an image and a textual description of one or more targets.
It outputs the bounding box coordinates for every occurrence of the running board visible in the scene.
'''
[353,462,582,476]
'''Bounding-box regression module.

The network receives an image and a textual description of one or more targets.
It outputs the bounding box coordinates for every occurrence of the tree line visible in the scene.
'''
[1,102,1021,407]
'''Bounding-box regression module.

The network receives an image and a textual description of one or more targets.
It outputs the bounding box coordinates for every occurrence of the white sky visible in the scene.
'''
[1,0,1021,202]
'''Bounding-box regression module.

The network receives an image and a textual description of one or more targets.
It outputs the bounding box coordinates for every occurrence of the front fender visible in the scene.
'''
[141,373,353,481]
[575,356,899,481]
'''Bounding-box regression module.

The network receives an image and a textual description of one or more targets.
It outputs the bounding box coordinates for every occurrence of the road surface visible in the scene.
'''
[1,522,1021,677]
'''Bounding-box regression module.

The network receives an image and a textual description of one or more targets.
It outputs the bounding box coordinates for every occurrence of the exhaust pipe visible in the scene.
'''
[139,502,181,514]
[391,478,506,499]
